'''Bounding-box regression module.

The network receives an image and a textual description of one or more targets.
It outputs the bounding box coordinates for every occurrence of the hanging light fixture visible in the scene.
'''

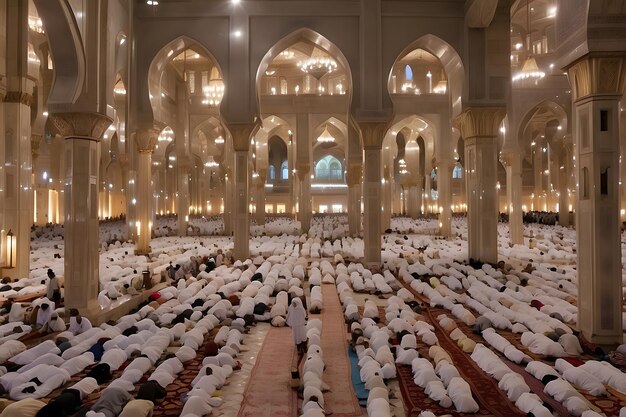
[202,67,224,106]
[204,156,219,168]
[214,135,224,144]
[317,124,335,143]
[299,48,337,80]
[512,0,545,82]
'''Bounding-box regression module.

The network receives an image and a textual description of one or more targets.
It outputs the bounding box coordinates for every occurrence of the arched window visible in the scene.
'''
[268,165,276,180]
[281,160,289,180]
[315,155,343,180]
[329,161,341,180]
[405,65,413,81]
[280,78,288,95]
[452,162,463,179]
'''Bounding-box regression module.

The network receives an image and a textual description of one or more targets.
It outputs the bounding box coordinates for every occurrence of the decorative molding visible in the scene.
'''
[453,107,506,139]
[358,121,391,150]
[346,164,362,186]
[48,112,113,140]
[31,134,43,160]
[134,128,160,153]
[4,91,33,107]
[567,54,626,101]
[227,122,258,152]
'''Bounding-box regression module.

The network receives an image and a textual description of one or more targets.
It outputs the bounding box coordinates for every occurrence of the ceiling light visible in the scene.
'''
[232,0,241,4]
[547,6,557,18]
[214,136,224,144]
[299,49,337,80]
[146,0,158,5]
[233,30,242,38]
[317,125,335,143]
[515,43,523,50]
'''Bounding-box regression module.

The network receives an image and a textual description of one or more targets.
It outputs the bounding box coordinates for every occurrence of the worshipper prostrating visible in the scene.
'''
[286,298,307,357]
[68,309,92,335]
[0,398,46,417]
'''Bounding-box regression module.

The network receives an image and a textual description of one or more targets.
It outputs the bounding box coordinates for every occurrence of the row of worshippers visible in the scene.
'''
[393,249,626,415]
[0,265,256,417]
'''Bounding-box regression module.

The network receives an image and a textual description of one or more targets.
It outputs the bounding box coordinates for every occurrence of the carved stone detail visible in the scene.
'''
[567,54,626,101]
[31,134,43,161]
[48,112,113,140]
[134,128,160,153]
[227,122,258,152]
[346,164,363,186]
[4,91,33,107]
[358,121,391,150]
[453,107,506,139]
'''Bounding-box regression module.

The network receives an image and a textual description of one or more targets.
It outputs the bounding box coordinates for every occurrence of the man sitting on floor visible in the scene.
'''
[68,309,92,336]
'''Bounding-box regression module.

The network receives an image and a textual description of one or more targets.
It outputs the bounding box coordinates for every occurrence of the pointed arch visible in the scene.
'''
[144,36,225,127]
[33,0,85,107]
[389,34,466,117]
[255,28,354,108]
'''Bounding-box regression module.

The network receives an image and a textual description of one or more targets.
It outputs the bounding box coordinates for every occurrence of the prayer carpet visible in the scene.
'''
[319,283,363,417]
[236,326,298,417]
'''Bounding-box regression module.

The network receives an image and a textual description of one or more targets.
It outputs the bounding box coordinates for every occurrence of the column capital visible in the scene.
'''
[134,128,160,153]
[358,121,391,150]
[499,150,522,168]
[346,165,362,186]
[453,107,506,139]
[296,162,311,180]
[31,133,43,161]
[3,91,32,106]
[567,53,626,101]
[227,122,257,152]
[48,112,113,140]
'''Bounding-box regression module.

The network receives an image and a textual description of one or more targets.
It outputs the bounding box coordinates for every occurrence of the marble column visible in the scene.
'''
[502,151,524,245]
[346,165,362,236]
[407,184,420,219]
[49,112,112,317]
[134,128,159,254]
[437,160,453,237]
[558,142,572,226]
[533,144,544,211]
[255,171,266,225]
[359,122,388,266]
[567,55,626,344]
[454,107,505,264]
[2,91,33,279]
[223,167,233,235]
[297,165,312,233]
[381,165,391,231]
[228,123,255,260]
[177,159,190,236]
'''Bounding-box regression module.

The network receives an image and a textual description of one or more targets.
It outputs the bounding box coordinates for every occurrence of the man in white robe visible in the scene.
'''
[286,298,307,357]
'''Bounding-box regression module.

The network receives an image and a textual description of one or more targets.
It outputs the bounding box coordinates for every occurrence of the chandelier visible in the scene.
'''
[204,156,219,168]
[398,158,408,174]
[214,135,224,145]
[158,127,174,142]
[202,67,224,106]
[317,125,335,143]
[512,0,545,83]
[299,48,337,80]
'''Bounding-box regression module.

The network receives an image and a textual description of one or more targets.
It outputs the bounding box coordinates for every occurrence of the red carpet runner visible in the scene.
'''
[318,283,363,417]
[237,326,298,417]
[401,281,525,417]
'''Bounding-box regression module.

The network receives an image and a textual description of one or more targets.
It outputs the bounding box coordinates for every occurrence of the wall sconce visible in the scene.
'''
[5,230,15,269]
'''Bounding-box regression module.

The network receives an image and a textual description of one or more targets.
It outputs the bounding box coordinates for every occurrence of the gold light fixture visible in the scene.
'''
[317,125,335,143]
[513,0,545,82]
[299,48,337,80]
[4,230,15,268]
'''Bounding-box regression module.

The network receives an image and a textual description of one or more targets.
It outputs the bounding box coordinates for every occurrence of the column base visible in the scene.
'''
[65,299,102,324]
[135,248,152,257]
